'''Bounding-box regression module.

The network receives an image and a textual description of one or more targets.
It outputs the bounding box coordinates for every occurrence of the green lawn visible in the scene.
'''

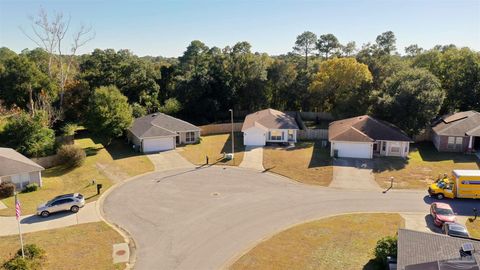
[0,135,154,216]
[0,222,125,270]
[231,213,404,270]
[374,142,479,189]
[263,141,333,186]
[178,133,245,166]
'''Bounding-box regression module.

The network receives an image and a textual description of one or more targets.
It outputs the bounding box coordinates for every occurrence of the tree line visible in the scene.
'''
[0,21,479,157]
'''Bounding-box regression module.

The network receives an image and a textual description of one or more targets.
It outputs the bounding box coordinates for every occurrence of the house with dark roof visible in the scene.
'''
[127,113,200,153]
[241,109,299,146]
[397,229,480,270]
[328,115,412,159]
[0,148,44,190]
[431,111,480,153]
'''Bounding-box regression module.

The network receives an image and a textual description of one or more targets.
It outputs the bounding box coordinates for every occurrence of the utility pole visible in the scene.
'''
[229,109,234,164]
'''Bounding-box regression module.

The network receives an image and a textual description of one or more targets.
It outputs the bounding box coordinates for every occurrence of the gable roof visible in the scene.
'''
[328,115,412,142]
[398,229,480,270]
[432,111,480,137]
[241,109,299,131]
[129,113,200,139]
[0,148,44,177]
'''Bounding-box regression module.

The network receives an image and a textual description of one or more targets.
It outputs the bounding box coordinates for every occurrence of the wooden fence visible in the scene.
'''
[296,111,334,121]
[413,128,432,142]
[199,122,243,135]
[31,154,60,169]
[297,129,329,140]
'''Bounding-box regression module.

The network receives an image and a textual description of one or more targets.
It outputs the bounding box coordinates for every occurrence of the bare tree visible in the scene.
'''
[20,8,94,107]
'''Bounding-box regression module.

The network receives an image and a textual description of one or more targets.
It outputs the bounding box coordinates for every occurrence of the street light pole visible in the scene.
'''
[229,109,234,163]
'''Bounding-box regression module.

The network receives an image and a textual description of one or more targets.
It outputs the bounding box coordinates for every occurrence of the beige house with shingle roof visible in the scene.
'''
[241,109,299,146]
[328,115,412,159]
[0,148,44,190]
[127,113,200,153]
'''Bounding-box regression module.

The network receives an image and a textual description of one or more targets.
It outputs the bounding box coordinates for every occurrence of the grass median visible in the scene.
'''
[231,213,404,270]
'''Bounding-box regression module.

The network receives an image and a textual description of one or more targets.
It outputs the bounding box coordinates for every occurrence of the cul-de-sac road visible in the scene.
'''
[102,166,478,270]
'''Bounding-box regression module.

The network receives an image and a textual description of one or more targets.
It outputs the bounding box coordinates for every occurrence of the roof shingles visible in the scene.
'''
[129,113,200,139]
[0,148,44,177]
[242,109,299,131]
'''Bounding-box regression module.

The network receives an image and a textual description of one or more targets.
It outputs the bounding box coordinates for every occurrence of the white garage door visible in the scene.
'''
[142,137,175,153]
[243,128,266,146]
[333,142,372,159]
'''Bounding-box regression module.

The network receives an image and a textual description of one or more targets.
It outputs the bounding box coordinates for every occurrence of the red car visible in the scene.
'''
[430,202,456,226]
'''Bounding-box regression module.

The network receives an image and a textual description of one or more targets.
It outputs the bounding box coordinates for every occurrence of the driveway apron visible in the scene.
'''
[147,150,195,171]
[330,158,380,190]
[239,146,265,171]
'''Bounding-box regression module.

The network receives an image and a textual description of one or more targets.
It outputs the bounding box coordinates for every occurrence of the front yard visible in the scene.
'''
[0,222,125,269]
[466,219,480,239]
[263,141,333,186]
[0,134,154,216]
[374,142,479,189]
[231,213,404,270]
[178,133,245,166]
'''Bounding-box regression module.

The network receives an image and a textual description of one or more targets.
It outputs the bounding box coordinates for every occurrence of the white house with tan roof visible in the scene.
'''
[241,109,299,146]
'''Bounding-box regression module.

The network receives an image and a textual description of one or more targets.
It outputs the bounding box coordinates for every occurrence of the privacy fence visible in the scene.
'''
[199,122,243,135]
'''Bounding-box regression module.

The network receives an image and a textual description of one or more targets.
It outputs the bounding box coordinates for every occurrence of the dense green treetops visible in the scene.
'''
[0,29,479,155]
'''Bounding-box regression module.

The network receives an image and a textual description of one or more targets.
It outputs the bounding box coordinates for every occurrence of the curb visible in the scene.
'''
[96,170,157,270]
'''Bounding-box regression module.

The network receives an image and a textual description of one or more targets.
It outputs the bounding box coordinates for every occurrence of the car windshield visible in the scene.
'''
[436,208,454,216]
[450,228,469,237]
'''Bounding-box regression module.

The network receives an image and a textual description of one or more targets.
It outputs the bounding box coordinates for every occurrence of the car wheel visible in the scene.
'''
[41,211,50,217]
[436,194,444,200]
[70,206,79,213]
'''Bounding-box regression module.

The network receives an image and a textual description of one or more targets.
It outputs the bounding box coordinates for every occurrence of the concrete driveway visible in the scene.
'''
[101,166,480,270]
[147,150,195,171]
[330,158,380,190]
[239,146,264,171]
[0,202,101,236]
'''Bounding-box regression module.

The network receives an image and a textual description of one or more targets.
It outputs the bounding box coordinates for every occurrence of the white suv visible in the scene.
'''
[36,193,85,217]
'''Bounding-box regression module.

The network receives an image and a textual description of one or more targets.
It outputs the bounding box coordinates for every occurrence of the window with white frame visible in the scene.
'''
[185,132,195,142]
[447,137,462,150]
[390,146,400,153]
[270,130,282,140]
[288,130,294,140]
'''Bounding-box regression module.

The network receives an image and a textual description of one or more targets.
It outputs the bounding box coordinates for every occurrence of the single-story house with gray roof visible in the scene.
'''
[397,228,480,270]
[241,109,299,146]
[431,111,480,153]
[0,148,44,190]
[127,113,200,153]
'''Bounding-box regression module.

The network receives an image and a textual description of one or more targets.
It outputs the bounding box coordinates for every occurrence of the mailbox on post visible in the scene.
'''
[97,184,103,195]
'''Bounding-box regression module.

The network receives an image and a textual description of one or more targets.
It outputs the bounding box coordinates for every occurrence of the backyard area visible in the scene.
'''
[0,133,154,216]
[231,213,404,270]
[0,222,125,269]
[373,142,480,189]
[178,133,245,166]
[263,141,333,186]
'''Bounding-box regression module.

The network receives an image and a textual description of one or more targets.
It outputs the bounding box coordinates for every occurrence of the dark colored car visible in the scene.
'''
[442,222,470,238]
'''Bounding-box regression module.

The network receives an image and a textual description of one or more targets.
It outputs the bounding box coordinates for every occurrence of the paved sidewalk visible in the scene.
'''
[329,158,380,190]
[239,146,265,171]
[0,201,101,236]
[148,150,195,171]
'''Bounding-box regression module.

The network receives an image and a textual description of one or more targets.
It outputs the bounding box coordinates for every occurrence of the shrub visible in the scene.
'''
[22,183,38,193]
[3,244,45,270]
[0,182,15,199]
[18,244,45,260]
[61,123,78,136]
[3,256,30,270]
[57,145,86,168]
[374,235,397,266]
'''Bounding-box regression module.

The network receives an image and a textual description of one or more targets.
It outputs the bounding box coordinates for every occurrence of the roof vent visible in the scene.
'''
[460,242,474,257]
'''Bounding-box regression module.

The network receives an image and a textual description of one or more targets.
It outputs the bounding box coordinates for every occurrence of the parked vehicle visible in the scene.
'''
[430,202,456,226]
[37,193,85,217]
[442,222,470,238]
[428,170,480,200]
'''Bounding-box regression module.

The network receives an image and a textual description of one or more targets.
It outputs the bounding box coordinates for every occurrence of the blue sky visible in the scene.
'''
[0,0,479,57]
